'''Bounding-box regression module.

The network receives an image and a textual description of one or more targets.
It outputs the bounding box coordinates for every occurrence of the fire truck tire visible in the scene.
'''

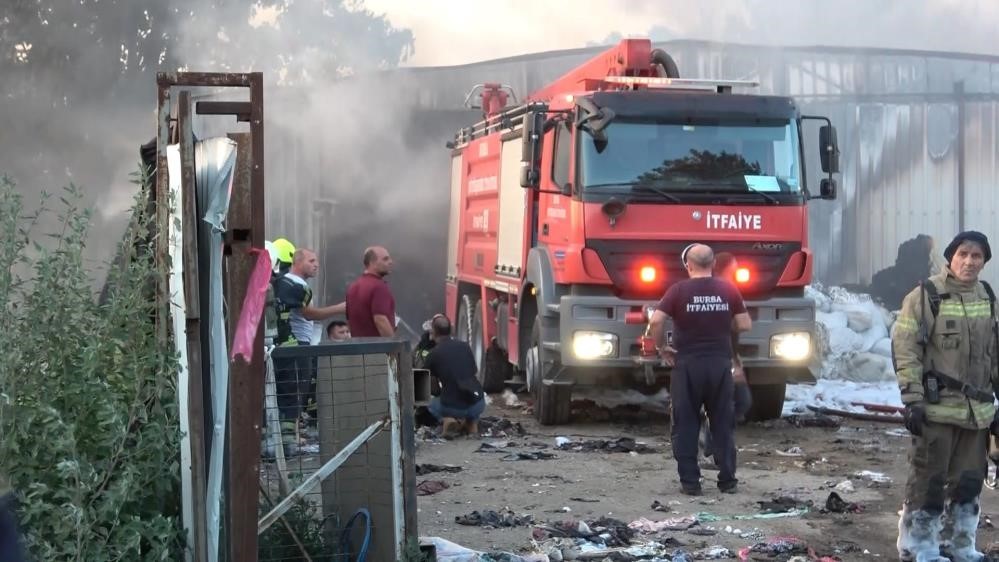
[529,319,571,425]
[745,382,786,421]
[472,301,508,393]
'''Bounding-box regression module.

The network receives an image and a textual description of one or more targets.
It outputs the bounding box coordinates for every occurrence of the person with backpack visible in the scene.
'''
[892,230,998,562]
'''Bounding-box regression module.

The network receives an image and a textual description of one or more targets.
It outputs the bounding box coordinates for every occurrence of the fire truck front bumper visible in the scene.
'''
[557,294,818,382]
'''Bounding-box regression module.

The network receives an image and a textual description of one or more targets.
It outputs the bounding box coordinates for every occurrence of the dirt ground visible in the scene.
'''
[415,393,999,560]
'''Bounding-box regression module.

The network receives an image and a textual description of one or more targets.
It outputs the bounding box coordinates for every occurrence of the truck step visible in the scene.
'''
[545,303,560,314]
[542,342,561,352]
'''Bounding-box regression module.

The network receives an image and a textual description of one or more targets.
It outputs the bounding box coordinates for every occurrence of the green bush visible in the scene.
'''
[0,171,184,560]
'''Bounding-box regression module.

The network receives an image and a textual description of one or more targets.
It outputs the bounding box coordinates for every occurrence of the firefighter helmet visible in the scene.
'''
[272,238,296,265]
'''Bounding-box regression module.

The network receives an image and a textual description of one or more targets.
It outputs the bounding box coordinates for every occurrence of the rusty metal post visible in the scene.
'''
[225,71,266,562]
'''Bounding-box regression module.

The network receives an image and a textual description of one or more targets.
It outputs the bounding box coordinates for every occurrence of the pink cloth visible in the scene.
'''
[230,248,272,363]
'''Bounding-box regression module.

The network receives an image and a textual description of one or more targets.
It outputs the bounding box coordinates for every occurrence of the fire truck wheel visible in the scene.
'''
[745,382,786,421]
[529,319,571,425]
[473,301,508,393]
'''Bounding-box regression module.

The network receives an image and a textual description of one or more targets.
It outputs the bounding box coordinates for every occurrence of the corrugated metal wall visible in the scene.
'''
[665,42,999,287]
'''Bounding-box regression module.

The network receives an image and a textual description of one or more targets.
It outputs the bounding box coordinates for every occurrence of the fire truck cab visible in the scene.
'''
[444,39,840,425]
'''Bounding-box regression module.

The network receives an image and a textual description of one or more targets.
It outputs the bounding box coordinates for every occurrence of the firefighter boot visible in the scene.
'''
[897,506,948,562]
[945,500,985,562]
[441,417,462,439]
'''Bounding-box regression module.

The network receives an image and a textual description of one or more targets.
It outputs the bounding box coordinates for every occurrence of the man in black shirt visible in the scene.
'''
[650,244,752,495]
[425,315,486,437]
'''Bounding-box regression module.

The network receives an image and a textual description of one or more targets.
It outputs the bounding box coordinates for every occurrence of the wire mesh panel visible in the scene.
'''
[260,341,417,562]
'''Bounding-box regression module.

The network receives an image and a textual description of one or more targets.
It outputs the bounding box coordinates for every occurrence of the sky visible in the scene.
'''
[364,0,999,67]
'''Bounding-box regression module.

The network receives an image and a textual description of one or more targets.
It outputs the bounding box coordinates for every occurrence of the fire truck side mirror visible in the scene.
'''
[819,125,840,174]
[819,178,837,200]
[520,113,543,188]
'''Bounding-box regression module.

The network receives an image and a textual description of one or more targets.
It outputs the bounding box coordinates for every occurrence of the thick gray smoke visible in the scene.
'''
[3,0,997,322]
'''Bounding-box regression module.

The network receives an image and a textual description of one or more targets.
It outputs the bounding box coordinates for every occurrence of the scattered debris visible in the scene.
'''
[884,427,910,437]
[807,404,904,424]
[416,480,450,496]
[783,414,841,429]
[651,500,672,513]
[775,446,805,457]
[628,516,698,533]
[756,496,813,515]
[671,549,694,562]
[850,401,905,414]
[479,416,526,438]
[455,510,534,528]
[697,506,809,522]
[693,546,735,560]
[533,517,636,547]
[555,437,657,454]
[475,440,512,452]
[688,527,718,536]
[569,497,600,503]
[501,451,556,461]
[416,463,463,476]
[416,426,444,441]
[421,536,549,562]
[500,389,523,408]
[824,491,863,514]
[737,536,811,560]
[854,470,892,485]
[833,480,855,493]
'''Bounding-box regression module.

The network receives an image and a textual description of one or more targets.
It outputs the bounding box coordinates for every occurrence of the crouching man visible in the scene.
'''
[424,314,486,438]
[893,230,999,561]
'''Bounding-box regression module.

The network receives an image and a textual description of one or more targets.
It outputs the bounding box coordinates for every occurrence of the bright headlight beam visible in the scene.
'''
[771,332,811,361]
[572,332,617,360]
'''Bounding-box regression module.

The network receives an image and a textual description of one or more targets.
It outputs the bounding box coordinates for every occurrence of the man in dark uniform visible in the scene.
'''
[700,252,754,462]
[424,315,486,438]
[650,244,751,495]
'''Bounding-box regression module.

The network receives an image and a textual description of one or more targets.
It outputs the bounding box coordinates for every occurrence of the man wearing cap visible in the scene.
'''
[893,230,998,561]
[649,243,752,496]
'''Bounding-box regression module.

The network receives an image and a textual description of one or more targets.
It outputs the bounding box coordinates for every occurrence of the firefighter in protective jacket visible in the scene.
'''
[892,230,998,562]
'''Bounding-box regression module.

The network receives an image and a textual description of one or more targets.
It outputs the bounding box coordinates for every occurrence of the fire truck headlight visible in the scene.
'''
[572,332,618,360]
[770,332,811,361]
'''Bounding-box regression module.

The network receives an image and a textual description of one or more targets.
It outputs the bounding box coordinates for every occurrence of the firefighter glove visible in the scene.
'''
[904,403,927,437]
[991,410,999,438]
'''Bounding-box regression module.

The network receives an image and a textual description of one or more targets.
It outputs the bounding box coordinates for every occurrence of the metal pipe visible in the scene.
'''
[257,418,389,534]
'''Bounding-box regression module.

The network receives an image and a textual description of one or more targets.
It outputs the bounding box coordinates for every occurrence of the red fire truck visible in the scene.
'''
[443,39,840,425]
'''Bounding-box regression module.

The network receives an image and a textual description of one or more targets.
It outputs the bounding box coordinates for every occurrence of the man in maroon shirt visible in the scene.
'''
[346,246,396,337]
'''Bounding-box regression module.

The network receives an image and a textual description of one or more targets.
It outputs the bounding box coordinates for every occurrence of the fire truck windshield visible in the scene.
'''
[579,119,803,201]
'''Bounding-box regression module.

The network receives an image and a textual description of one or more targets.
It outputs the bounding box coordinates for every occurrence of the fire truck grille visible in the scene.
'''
[586,239,802,300]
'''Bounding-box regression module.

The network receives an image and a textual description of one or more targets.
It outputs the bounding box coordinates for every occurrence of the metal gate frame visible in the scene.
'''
[262,340,418,560]
[155,71,266,562]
